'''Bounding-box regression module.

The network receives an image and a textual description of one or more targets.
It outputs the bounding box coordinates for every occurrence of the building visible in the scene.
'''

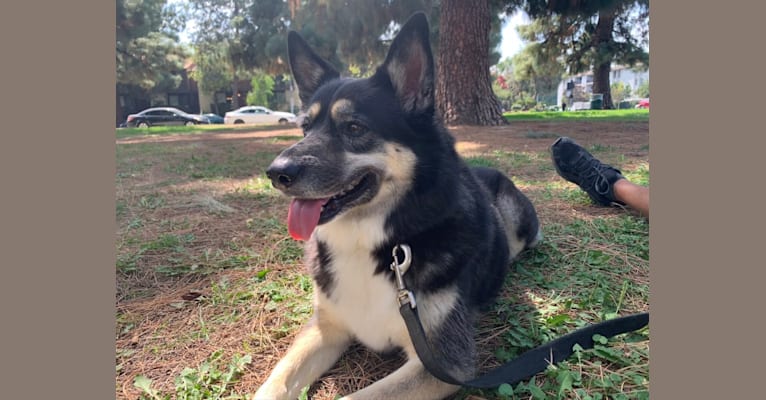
[116,60,200,126]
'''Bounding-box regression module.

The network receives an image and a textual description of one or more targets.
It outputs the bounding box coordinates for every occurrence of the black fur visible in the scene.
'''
[259,11,540,399]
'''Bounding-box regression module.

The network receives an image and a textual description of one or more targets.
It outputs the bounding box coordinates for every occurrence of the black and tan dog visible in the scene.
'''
[257,12,540,400]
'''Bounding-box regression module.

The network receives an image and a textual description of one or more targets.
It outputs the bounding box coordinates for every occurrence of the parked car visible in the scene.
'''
[224,106,297,125]
[125,107,209,128]
[635,99,650,109]
[200,113,224,124]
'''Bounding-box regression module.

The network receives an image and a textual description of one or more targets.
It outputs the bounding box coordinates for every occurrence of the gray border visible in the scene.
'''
[0,1,116,398]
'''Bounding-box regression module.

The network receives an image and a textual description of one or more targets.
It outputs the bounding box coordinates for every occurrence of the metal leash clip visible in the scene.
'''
[390,244,416,309]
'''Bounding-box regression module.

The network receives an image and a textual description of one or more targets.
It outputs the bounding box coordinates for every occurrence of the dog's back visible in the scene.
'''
[472,166,541,260]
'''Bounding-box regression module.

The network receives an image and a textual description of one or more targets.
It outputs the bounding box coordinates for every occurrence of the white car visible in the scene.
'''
[224,106,297,125]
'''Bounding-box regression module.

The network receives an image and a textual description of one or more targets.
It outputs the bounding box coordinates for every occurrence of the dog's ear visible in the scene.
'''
[288,31,340,105]
[379,12,434,114]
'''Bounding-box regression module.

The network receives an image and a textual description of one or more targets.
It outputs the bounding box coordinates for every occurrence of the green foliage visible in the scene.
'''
[610,82,632,105]
[634,80,650,98]
[190,44,233,94]
[289,0,441,76]
[116,0,190,90]
[187,0,291,75]
[134,351,252,400]
[246,73,275,106]
[509,0,649,108]
[511,24,565,102]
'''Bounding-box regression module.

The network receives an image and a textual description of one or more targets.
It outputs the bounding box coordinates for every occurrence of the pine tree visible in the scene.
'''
[508,0,649,109]
[436,0,507,125]
[116,0,189,90]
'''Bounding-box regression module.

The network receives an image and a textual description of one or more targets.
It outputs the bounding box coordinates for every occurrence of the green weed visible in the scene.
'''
[465,156,499,168]
[134,350,253,400]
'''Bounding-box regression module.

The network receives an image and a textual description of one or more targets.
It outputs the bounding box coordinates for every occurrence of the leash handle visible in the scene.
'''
[400,304,649,389]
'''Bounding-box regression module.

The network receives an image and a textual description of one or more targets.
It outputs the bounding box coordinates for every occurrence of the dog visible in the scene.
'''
[256,12,541,400]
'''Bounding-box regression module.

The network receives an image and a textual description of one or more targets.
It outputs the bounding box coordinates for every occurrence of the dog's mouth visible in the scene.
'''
[287,171,380,240]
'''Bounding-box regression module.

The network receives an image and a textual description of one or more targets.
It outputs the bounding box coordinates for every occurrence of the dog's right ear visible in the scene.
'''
[378,12,435,116]
[287,31,340,105]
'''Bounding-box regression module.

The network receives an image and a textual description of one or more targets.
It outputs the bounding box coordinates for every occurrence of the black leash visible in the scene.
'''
[390,245,649,388]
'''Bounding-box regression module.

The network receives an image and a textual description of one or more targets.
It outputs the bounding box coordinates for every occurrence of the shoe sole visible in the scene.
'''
[550,136,574,183]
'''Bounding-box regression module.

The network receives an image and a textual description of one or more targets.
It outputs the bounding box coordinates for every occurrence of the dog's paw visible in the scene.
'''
[252,384,288,400]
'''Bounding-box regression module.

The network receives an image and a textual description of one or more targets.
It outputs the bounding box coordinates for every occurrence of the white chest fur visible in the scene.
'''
[314,215,409,352]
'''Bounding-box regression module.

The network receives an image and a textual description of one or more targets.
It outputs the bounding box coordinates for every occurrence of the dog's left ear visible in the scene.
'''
[379,12,434,114]
[288,31,341,105]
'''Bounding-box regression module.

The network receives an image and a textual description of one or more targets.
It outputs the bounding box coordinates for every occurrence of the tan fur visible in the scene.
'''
[307,102,322,120]
[330,99,354,121]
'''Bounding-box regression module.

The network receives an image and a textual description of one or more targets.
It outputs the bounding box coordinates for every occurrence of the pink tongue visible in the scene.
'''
[287,198,328,241]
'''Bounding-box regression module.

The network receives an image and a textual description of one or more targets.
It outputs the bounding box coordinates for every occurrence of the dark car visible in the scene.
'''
[200,113,225,124]
[125,107,209,128]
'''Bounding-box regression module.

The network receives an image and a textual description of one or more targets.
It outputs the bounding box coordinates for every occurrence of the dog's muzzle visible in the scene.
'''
[266,157,303,190]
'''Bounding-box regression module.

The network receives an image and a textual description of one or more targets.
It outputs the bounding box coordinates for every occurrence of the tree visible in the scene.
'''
[436,0,507,125]
[284,0,441,77]
[187,0,291,109]
[493,58,538,110]
[239,0,293,73]
[635,79,649,98]
[511,45,564,105]
[116,0,189,90]
[508,0,649,109]
[510,18,567,106]
[189,43,234,114]
[286,0,507,125]
[246,73,275,106]
[610,81,631,106]
[185,0,507,124]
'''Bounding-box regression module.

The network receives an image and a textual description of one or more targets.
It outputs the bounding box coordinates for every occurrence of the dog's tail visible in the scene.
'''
[472,167,542,260]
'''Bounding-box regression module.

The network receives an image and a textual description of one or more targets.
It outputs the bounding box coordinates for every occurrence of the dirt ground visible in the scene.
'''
[116,120,649,399]
[118,120,649,155]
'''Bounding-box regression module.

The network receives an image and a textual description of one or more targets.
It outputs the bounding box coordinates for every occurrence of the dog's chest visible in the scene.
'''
[313,220,408,351]
[325,250,406,350]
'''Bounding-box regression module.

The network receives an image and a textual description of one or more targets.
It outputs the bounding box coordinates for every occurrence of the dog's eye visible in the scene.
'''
[345,122,367,136]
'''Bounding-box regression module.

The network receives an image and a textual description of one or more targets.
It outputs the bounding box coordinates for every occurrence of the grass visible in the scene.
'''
[167,148,279,180]
[116,123,294,140]
[456,213,649,400]
[115,120,649,399]
[504,109,649,122]
[133,350,253,400]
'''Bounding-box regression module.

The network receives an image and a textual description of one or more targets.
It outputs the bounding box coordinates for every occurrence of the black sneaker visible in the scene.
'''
[550,137,625,206]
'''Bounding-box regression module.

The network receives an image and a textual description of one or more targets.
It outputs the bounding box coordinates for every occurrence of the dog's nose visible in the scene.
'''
[266,159,303,189]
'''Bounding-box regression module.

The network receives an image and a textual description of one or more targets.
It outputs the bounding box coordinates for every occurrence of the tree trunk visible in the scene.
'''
[591,8,616,109]
[436,0,506,126]
[231,62,242,109]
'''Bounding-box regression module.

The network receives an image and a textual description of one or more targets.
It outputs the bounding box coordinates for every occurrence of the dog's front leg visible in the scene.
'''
[254,312,351,400]
[339,358,461,400]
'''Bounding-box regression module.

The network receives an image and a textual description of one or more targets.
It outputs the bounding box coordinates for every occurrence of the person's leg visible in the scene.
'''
[550,137,649,218]
[613,179,649,218]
